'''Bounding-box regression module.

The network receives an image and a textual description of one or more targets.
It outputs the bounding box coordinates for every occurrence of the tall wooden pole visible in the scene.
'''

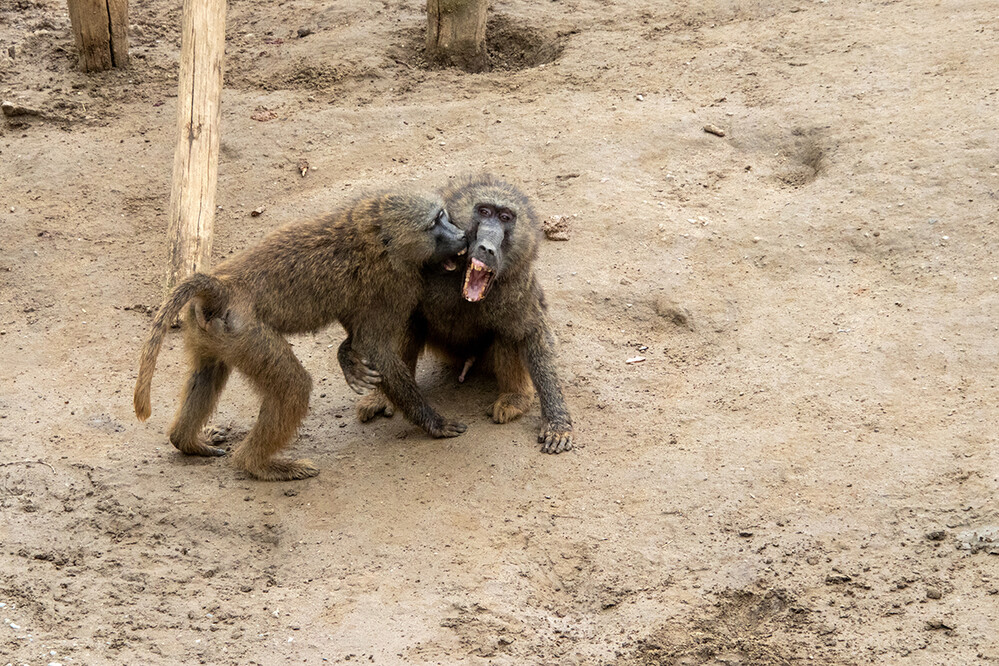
[164,0,227,291]
[426,0,488,73]
[67,0,129,72]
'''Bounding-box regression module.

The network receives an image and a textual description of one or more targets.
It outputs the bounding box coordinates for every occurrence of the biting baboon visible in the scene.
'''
[133,191,469,481]
[342,175,574,453]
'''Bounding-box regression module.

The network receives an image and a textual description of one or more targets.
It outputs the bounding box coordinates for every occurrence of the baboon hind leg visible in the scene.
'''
[487,340,534,424]
[357,390,395,422]
[169,348,232,457]
[229,324,318,481]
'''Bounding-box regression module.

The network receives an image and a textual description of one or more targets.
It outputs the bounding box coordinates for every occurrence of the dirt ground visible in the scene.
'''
[1,0,998,663]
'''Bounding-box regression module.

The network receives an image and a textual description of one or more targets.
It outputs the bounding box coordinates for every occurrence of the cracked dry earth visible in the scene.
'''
[1,0,998,664]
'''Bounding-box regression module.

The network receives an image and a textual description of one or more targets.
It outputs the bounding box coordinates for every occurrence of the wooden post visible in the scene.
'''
[426,0,488,73]
[67,0,130,72]
[164,0,226,291]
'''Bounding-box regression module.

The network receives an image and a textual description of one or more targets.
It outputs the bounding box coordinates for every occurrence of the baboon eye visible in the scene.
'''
[478,206,492,218]
[499,212,513,223]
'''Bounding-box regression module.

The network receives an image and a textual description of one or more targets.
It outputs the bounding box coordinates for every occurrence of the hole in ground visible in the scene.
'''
[399,14,570,73]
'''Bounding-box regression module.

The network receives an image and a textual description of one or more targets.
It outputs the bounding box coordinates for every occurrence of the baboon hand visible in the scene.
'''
[343,352,383,395]
[539,423,573,454]
[428,416,468,438]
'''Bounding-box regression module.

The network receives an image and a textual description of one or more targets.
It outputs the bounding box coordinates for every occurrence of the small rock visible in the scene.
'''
[926,587,942,600]
[703,124,726,137]
[825,573,852,584]
[738,530,753,538]
[620,277,632,285]
[924,619,955,631]
[926,530,947,541]
[543,215,571,241]
[2,100,41,117]
[296,27,313,38]
[251,207,265,217]
[653,296,694,331]
[625,356,646,364]
[251,107,278,122]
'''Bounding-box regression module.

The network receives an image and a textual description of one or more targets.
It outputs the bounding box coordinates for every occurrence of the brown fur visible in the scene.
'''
[345,175,574,453]
[134,191,468,481]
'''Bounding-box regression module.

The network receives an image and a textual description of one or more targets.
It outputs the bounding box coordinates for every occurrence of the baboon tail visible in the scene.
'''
[133,273,227,421]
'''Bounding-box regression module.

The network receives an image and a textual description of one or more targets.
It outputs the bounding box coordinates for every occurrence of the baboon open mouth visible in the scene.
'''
[443,248,466,272]
[462,258,495,302]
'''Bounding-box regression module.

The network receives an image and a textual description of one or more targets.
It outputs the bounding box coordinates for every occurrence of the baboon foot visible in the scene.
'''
[539,423,574,454]
[357,392,394,422]
[237,456,320,481]
[488,393,531,424]
[427,417,467,438]
[169,433,227,457]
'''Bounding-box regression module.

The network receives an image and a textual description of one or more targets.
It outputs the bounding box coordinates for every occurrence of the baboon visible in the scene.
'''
[134,191,469,481]
[341,175,574,453]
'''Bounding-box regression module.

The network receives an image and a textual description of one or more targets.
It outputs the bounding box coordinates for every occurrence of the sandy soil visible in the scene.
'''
[2,0,998,663]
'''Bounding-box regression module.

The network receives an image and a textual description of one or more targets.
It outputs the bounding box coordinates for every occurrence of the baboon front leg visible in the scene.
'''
[487,340,534,424]
[342,330,422,425]
[523,324,574,454]
[169,350,231,457]
[356,329,464,438]
[229,324,318,481]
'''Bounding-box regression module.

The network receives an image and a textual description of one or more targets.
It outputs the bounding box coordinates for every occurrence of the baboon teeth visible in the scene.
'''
[457,248,467,256]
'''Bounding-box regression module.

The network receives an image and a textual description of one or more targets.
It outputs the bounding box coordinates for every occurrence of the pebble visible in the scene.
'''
[924,619,955,631]
[926,587,942,599]
[703,124,726,137]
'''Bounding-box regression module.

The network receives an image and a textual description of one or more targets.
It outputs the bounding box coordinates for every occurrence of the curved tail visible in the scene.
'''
[133,273,227,421]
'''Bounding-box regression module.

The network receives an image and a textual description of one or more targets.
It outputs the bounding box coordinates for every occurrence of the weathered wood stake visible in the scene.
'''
[67,0,130,72]
[426,0,488,73]
[164,0,226,292]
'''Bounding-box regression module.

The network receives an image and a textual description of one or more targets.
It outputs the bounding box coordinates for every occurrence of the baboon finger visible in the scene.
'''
[175,441,228,457]
[539,427,574,454]
[431,419,467,438]
[345,358,383,394]
[347,372,382,395]
[359,358,382,378]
